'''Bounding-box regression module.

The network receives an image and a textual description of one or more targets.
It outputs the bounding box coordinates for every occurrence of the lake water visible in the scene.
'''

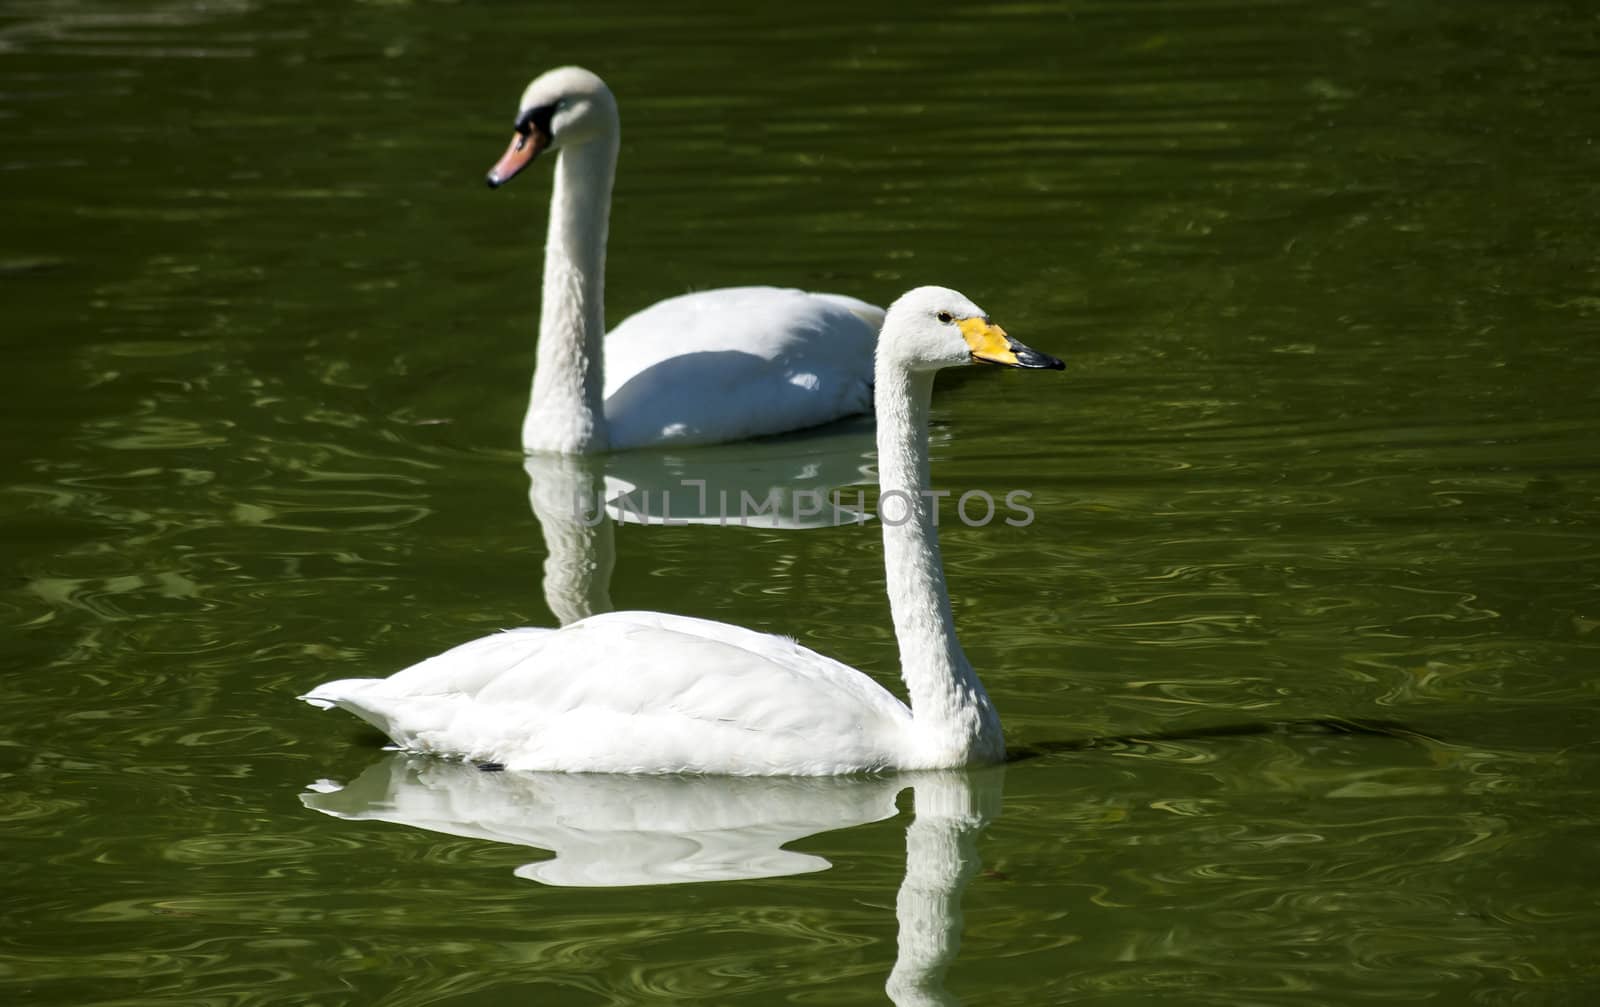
[4,0,1598,1003]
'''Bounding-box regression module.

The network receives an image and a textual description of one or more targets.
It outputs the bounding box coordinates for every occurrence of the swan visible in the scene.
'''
[486,65,883,454]
[301,286,1064,774]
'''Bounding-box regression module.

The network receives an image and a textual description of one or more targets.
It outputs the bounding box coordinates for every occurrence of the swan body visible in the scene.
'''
[601,286,880,450]
[308,613,913,775]
[488,66,882,454]
[304,287,1064,774]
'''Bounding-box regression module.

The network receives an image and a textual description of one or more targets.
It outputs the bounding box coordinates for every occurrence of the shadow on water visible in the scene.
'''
[1008,717,1439,763]
[347,716,1435,769]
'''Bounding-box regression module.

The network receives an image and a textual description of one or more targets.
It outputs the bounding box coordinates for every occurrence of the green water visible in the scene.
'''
[4,0,1599,1003]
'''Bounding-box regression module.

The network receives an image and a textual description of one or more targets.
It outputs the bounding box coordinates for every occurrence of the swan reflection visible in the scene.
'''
[303,761,1001,1003]
[593,415,878,529]
[524,453,615,626]
[885,770,1000,1007]
[524,419,878,624]
[304,756,901,886]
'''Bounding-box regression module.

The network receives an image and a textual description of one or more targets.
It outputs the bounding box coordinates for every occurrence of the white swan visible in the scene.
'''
[302,286,1064,774]
[486,65,883,454]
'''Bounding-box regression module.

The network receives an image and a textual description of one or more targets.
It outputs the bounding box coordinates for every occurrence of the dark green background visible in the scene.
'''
[3,0,1597,1003]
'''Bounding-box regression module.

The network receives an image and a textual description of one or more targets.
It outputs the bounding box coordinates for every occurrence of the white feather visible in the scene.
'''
[602,286,880,450]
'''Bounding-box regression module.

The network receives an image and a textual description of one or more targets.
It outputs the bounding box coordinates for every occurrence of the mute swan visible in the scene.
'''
[486,65,883,454]
[302,286,1064,774]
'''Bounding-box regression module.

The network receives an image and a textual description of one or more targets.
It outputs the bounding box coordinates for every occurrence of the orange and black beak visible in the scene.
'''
[486,105,555,189]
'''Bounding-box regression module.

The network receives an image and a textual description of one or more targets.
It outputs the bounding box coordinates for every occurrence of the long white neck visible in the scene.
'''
[876,367,1003,765]
[522,132,617,454]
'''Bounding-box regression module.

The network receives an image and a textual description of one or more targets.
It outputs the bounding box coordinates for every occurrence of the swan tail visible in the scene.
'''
[300,679,418,742]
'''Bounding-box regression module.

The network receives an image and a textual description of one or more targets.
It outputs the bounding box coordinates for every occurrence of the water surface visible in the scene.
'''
[3,0,1598,1003]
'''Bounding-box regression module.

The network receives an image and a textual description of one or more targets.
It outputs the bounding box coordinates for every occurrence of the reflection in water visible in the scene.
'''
[304,760,1002,1004]
[598,416,878,529]
[304,756,902,886]
[525,419,877,623]
[523,454,615,626]
[885,771,1002,1007]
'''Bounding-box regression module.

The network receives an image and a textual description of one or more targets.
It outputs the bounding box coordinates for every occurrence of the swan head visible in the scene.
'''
[487,66,619,189]
[879,286,1065,373]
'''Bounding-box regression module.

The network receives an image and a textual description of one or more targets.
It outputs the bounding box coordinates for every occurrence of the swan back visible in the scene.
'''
[601,286,880,449]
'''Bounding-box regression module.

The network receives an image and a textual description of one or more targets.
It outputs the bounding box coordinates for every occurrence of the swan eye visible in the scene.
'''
[937,311,953,324]
[517,103,558,138]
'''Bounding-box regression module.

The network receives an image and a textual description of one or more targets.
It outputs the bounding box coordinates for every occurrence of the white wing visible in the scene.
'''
[302,611,913,775]
[601,286,881,449]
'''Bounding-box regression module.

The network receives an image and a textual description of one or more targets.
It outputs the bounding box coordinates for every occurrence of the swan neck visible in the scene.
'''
[524,133,618,454]
[875,368,1002,763]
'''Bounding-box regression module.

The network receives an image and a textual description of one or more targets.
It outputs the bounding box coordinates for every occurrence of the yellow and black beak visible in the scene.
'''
[959,317,1065,370]
[487,105,555,189]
